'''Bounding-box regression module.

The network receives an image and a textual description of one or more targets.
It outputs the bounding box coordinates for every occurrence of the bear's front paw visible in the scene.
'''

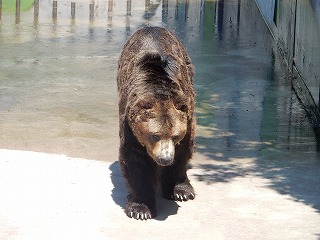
[173,183,195,202]
[125,202,153,220]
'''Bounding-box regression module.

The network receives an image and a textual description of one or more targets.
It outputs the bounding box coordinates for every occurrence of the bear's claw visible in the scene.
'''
[173,183,195,202]
[125,202,153,220]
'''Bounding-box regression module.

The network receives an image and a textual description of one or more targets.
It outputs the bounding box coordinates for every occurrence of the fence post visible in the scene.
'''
[89,3,94,21]
[34,0,39,23]
[108,0,113,13]
[52,1,58,21]
[145,0,151,19]
[0,0,2,21]
[16,0,21,24]
[127,0,132,16]
[71,2,76,20]
[145,0,150,12]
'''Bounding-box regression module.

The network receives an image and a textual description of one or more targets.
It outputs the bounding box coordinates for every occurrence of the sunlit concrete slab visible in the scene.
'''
[1,149,320,240]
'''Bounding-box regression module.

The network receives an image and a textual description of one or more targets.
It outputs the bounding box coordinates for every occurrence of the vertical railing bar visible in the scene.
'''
[89,2,94,21]
[71,2,76,20]
[53,0,58,21]
[0,0,2,21]
[127,0,132,16]
[16,0,21,24]
[34,0,40,23]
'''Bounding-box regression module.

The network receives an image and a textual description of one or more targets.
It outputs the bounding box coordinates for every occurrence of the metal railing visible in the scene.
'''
[0,0,142,23]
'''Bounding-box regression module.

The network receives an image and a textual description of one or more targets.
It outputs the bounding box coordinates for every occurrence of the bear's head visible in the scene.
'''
[128,95,189,166]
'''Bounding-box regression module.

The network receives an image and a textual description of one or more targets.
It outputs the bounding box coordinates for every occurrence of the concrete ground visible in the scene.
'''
[1,0,320,239]
[1,149,320,240]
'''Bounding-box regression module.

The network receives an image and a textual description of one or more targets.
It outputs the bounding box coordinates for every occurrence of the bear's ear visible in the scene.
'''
[136,52,163,69]
[162,54,179,77]
[136,52,178,77]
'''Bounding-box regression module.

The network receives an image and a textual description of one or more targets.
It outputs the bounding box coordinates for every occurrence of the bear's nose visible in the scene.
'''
[155,139,175,166]
[159,156,173,166]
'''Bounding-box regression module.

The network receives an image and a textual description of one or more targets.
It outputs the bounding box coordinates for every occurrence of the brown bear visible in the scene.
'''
[117,26,195,220]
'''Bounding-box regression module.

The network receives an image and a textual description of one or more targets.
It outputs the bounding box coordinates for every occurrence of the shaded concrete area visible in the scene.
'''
[0,0,320,239]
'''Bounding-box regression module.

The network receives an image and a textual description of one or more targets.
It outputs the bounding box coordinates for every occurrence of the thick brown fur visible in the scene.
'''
[117,26,195,220]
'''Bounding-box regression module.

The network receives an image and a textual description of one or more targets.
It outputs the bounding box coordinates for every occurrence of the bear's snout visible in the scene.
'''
[154,139,175,166]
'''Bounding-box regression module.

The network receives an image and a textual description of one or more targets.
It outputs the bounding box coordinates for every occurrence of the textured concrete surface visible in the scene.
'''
[1,149,320,240]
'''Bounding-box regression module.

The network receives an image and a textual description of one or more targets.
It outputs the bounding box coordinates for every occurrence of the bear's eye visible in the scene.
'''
[151,134,161,142]
[177,104,188,112]
[172,135,179,142]
[138,101,153,109]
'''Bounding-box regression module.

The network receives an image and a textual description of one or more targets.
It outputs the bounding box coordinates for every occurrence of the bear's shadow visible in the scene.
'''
[109,161,179,221]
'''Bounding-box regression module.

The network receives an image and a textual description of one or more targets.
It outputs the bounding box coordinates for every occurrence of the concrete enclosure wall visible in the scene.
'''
[256,0,320,126]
